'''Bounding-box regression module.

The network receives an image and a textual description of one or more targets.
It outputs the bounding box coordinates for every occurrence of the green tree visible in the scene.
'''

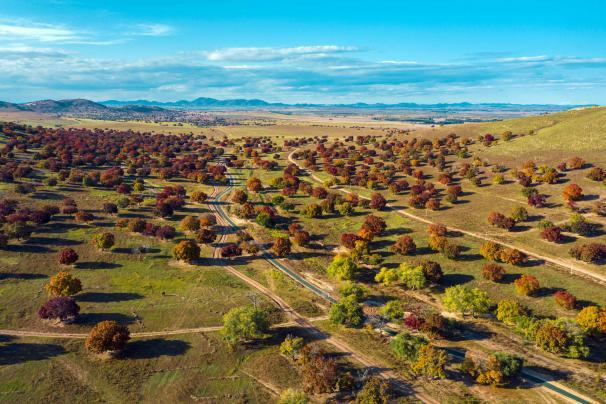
[327,254,357,280]
[443,285,491,316]
[279,334,305,362]
[390,332,427,361]
[221,306,270,347]
[398,263,428,290]
[355,377,390,404]
[329,295,364,327]
[338,281,366,301]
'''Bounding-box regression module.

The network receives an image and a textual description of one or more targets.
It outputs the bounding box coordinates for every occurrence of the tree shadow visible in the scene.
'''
[28,236,82,246]
[0,343,66,365]
[75,262,123,270]
[78,312,135,325]
[76,292,143,302]
[441,273,475,287]
[125,338,191,359]
[6,244,53,253]
[0,271,47,280]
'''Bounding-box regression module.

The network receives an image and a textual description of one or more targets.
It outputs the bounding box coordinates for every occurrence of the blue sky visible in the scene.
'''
[1,0,605,104]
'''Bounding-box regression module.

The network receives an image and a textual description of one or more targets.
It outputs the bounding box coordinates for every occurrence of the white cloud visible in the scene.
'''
[203,45,359,62]
[0,22,79,43]
[133,24,174,37]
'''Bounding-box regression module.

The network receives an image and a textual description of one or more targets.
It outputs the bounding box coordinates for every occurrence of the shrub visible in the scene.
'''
[58,248,79,265]
[102,202,118,214]
[329,295,364,327]
[554,291,577,310]
[514,275,540,296]
[391,235,416,255]
[38,296,80,321]
[272,237,292,257]
[74,211,94,223]
[91,232,115,250]
[172,240,200,262]
[85,320,130,354]
[195,228,217,244]
[45,271,82,297]
[278,389,309,404]
[279,335,305,362]
[482,263,505,282]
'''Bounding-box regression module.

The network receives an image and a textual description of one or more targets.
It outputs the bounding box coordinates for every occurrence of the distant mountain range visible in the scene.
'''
[0,99,166,114]
[0,97,593,114]
[102,97,590,111]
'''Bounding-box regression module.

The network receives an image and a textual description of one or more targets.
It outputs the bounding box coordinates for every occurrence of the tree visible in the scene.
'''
[278,389,309,404]
[495,299,528,324]
[554,290,577,310]
[301,203,322,218]
[419,260,443,284]
[399,263,428,290]
[510,206,529,222]
[534,321,568,354]
[199,213,217,227]
[514,274,540,296]
[487,212,515,230]
[194,228,217,244]
[355,377,390,404]
[246,176,262,192]
[272,237,292,257]
[231,189,248,204]
[428,223,447,237]
[390,332,427,361]
[220,244,243,258]
[369,192,387,210]
[293,230,311,246]
[374,267,399,286]
[38,296,80,322]
[102,202,118,215]
[221,306,270,347]
[362,215,386,236]
[128,218,146,233]
[563,184,583,201]
[499,248,527,265]
[85,320,130,354]
[58,248,79,265]
[329,295,364,327]
[190,191,208,203]
[299,345,338,394]
[412,344,447,379]
[46,271,82,297]
[541,226,563,243]
[568,243,605,263]
[482,263,505,282]
[91,232,115,251]
[327,254,357,280]
[180,215,200,232]
[172,240,200,262]
[155,225,176,240]
[576,306,606,334]
[338,281,366,300]
[391,235,416,256]
[443,285,491,316]
[341,233,361,249]
[279,334,305,362]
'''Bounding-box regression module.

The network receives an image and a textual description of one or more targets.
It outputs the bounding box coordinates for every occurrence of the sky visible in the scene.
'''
[1,0,605,104]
